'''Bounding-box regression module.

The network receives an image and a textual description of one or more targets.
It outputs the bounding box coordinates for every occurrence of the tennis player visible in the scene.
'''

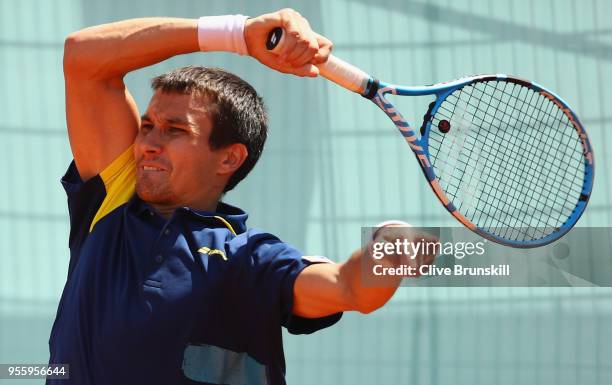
[49,8,435,385]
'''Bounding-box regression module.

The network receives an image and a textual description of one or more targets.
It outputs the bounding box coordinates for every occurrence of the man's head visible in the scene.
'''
[134,66,268,210]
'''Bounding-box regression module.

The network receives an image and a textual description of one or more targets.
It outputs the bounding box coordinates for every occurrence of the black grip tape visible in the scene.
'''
[266,28,283,50]
[362,79,380,99]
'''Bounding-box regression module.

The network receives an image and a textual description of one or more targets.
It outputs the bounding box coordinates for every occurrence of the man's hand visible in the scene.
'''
[245,8,333,77]
[371,225,438,278]
[292,224,438,318]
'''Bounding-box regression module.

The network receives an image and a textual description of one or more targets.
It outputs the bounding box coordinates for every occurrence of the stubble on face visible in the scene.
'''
[135,167,175,204]
[134,91,218,210]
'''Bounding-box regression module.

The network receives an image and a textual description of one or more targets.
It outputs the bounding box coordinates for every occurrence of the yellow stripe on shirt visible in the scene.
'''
[89,145,136,233]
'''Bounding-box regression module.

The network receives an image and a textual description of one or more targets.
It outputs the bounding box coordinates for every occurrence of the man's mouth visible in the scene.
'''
[142,166,164,171]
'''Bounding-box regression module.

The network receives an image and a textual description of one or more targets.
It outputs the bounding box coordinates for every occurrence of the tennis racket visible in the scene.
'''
[267,28,594,248]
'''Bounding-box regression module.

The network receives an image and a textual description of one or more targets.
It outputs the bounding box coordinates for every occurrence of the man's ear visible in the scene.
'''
[218,143,248,175]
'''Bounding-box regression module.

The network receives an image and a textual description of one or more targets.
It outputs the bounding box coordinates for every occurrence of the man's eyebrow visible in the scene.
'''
[140,114,191,126]
[165,116,191,126]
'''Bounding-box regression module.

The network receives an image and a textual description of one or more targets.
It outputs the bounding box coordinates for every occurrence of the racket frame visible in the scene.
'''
[362,74,594,247]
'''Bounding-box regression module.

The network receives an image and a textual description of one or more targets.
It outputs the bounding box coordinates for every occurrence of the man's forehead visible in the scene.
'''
[148,89,206,108]
[144,90,212,124]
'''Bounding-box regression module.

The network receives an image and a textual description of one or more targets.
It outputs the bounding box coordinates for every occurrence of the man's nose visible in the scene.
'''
[141,128,164,154]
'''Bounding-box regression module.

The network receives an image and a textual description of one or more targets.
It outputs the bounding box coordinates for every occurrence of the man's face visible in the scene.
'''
[134,90,224,207]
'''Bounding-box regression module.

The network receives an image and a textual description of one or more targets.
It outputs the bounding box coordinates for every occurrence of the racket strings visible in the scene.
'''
[522,92,584,230]
[463,86,554,238]
[475,86,581,228]
[439,83,580,177]
[450,85,572,213]
[427,80,585,241]
[460,88,578,235]
[501,84,584,222]
[444,82,580,234]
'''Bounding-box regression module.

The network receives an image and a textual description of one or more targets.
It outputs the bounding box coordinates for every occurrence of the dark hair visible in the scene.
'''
[151,66,268,192]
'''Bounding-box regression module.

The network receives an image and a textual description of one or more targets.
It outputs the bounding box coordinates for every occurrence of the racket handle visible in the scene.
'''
[266,28,370,94]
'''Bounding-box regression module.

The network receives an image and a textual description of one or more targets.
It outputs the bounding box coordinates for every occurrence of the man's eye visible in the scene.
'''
[140,123,153,131]
[169,127,185,134]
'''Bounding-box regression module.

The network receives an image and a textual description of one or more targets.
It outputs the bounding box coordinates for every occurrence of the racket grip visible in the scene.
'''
[266,28,371,94]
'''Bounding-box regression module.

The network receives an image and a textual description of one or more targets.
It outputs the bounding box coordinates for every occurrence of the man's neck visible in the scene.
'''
[149,200,219,219]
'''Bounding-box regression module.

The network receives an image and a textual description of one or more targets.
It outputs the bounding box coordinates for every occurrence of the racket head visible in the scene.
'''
[376,75,594,248]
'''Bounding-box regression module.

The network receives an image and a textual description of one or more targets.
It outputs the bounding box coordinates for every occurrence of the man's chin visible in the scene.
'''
[135,184,173,204]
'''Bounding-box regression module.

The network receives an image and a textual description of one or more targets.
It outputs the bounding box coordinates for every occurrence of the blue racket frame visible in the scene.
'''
[362,74,594,248]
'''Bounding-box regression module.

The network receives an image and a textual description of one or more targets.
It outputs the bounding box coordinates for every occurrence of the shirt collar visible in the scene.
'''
[129,195,248,235]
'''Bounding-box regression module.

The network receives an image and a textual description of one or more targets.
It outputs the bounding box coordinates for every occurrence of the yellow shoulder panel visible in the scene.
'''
[89,145,136,232]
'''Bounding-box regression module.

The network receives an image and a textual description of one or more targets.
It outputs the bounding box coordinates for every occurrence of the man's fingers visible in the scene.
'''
[281,21,318,66]
[283,38,310,65]
[245,8,332,76]
[311,34,333,64]
[254,51,319,77]
[374,227,439,265]
[276,18,300,58]
[289,38,319,67]
[422,253,435,266]
[273,10,328,68]
[286,18,319,66]
[294,63,319,77]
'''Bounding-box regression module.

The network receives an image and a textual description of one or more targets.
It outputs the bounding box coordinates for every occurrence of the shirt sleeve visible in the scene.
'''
[61,163,106,252]
[229,230,342,335]
[60,146,136,275]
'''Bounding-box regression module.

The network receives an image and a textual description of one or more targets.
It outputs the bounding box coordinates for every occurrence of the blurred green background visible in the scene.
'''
[1,0,611,384]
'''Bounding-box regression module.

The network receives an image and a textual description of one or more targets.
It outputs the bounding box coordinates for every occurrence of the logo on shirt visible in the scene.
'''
[197,247,227,261]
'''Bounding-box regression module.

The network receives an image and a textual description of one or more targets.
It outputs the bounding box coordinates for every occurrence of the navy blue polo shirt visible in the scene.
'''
[48,145,342,385]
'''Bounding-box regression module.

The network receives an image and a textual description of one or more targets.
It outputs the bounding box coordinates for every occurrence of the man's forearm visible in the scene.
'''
[293,225,437,317]
[64,18,199,79]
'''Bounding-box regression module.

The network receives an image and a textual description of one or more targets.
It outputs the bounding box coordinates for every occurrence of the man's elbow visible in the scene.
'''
[63,31,104,77]
[63,32,84,74]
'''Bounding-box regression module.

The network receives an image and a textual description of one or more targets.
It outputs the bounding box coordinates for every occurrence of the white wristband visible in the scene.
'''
[372,220,412,240]
[197,15,249,56]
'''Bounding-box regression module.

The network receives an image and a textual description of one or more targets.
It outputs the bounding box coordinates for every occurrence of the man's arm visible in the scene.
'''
[63,18,198,181]
[293,226,437,317]
[63,9,332,180]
